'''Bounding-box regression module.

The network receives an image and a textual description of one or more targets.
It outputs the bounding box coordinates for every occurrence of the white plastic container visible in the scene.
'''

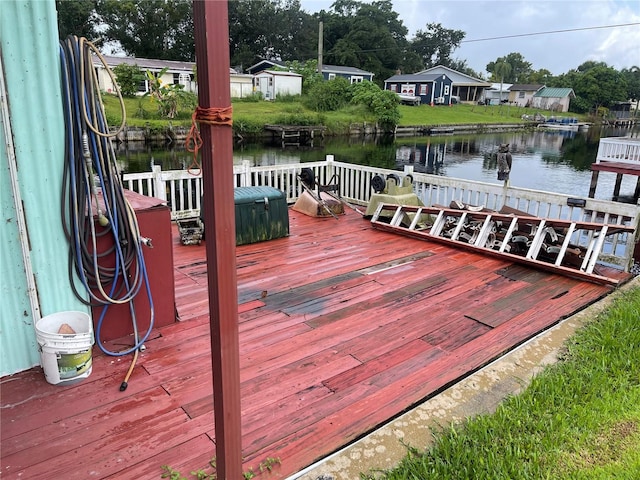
[35,311,94,386]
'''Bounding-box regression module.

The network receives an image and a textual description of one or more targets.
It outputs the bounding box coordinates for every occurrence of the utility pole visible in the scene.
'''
[317,21,323,75]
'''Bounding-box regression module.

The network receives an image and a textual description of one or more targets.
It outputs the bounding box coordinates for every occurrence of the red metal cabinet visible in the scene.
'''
[91,190,176,343]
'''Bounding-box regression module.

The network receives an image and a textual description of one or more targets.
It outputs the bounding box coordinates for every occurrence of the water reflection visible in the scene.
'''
[396,142,446,174]
[116,125,638,201]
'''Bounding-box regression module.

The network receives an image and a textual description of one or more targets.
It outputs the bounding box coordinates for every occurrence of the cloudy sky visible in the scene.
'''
[300,0,640,76]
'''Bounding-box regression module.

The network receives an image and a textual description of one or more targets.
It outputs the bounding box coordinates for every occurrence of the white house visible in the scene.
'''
[532,87,575,112]
[229,71,255,98]
[93,54,254,98]
[93,54,197,94]
[480,83,513,105]
[508,84,544,107]
[253,70,302,100]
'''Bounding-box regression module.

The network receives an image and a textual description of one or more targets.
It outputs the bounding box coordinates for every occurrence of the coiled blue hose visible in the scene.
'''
[59,36,154,359]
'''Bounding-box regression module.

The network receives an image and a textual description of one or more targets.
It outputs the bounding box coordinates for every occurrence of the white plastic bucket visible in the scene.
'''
[35,311,94,386]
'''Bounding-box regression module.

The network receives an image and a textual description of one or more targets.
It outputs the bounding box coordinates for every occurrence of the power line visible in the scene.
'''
[326,22,639,56]
[462,22,640,43]
[320,22,639,65]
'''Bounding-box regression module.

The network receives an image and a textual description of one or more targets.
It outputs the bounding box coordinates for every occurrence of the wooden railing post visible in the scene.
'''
[326,154,334,187]
[240,160,251,187]
[151,164,166,200]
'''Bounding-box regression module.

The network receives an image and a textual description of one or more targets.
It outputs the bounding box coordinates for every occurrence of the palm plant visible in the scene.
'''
[493,60,512,103]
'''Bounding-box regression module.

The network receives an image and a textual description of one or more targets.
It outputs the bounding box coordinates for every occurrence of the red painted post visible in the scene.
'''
[192,1,243,478]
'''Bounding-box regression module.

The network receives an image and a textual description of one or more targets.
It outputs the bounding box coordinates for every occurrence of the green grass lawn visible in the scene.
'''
[361,284,640,480]
[101,94,587,135]
[398,102,536,126]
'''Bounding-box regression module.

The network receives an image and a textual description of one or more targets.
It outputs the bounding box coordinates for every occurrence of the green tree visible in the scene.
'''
[112,63,144,97]
[527,68,554,85]
[576,60,608,73]
[274,0,317,61]
[318,0,411,86]
[570,64,628,112]
[486,53,532,83]
[96,0,194,60]
[56,0,98,41]
[228,0,316,69]
[397,49,424,75]
[229,0,279,68]
[449,59,484,80]
[621,66,640,115]
[410,22,465,70]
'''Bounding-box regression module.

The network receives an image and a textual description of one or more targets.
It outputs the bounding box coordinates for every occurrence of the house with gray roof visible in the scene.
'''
[94,54,197,94]
[384,72,453,105]
[320,64,374,83]
[532,87,575,112]
[384,65,489,104]
[246,59,287,75]
[247,59,374,83]
[93,54,255,98]
[416,65,490,103]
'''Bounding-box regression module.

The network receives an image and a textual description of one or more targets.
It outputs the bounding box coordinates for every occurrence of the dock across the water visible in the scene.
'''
[264,124,326,145]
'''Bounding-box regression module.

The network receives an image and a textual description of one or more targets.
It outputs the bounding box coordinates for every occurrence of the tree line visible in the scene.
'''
[57,0,639,113]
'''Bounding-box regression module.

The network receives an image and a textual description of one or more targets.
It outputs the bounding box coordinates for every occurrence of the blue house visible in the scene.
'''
[417,66,489,103]
[247,59,374,83]
[320,64,374,83]
[384,72,454,105]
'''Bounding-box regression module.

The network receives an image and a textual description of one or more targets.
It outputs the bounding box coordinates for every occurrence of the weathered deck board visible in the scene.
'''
[1,207,629,480]
[103,434,216,480]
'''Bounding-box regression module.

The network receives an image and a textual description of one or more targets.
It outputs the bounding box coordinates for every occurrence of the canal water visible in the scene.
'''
[117,125,639,202]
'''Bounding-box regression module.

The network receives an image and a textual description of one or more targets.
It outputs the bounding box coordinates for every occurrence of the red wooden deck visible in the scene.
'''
[1,208,630,479]
[592,160,640,177]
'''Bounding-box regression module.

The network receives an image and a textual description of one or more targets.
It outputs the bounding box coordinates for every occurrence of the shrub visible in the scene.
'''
[349,81,400,131]
[304,77,351,112]
[112,63,144,98]
[349,81,383,108]
[372,90,401,131]
[145,67,196,119]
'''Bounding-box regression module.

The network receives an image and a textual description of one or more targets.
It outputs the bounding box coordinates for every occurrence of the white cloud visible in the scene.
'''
[301,0,640,75]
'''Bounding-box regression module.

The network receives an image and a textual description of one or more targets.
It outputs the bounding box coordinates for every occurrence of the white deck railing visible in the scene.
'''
[123,155,640,271]
[596,136,640,165]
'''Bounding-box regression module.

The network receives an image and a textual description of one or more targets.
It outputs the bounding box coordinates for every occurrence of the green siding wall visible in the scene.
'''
[1,0,90,376]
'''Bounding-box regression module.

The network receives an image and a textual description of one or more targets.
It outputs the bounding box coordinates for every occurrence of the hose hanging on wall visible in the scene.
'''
[59,36,154,388]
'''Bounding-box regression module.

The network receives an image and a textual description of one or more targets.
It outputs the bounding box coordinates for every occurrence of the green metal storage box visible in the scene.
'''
[234,186,289,245]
